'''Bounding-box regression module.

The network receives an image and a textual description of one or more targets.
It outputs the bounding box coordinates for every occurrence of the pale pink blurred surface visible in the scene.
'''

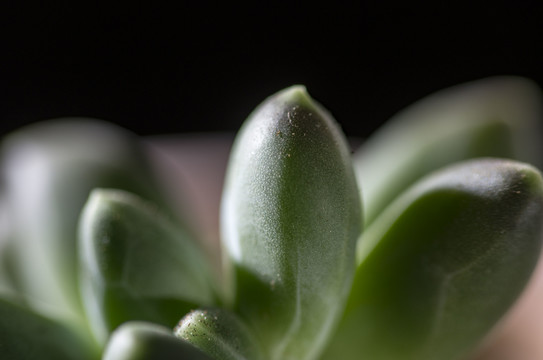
[145,134,234,277]
[469,254,543,360]
[147,134,543,360]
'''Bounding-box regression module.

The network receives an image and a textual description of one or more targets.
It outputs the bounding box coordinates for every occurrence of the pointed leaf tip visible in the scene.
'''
[221,85,362,359]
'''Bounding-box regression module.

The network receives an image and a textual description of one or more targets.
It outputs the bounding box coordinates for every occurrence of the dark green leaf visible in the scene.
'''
[322,158,543,360]
[0,298,98,360]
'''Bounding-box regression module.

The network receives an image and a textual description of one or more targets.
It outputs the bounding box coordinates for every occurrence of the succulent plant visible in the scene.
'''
[1,77,542,360]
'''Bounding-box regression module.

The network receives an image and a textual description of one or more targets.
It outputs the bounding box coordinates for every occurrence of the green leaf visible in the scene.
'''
[354,77,543,226]
[103,321,213,360]
[0,298,98,360]
[0,240,19,299]
[322,158,543,360]
[0,194,17,297]
[221,86,362,360]
[174,308,264,360]
[79,188,217,345]
[0,119,170,321]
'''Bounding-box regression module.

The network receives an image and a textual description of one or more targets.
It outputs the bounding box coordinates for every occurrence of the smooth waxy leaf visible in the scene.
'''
[103,321,213,360]
[221,86,362,360]
[355,77,543,226]
[0,298,98,360]
[322,158,543,360]
[79,189,217,344]
[175,308,264,360]
[0,119,169,321]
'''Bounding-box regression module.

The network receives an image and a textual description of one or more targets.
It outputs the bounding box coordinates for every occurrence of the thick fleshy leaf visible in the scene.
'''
[174,308,264,360]
[0,298,98,360]
[0,119,170,321]
[221,86,362,360]
[354,76,543,226]
[103,321,213,360]
[79,189,217,344]
[322,158,543,360]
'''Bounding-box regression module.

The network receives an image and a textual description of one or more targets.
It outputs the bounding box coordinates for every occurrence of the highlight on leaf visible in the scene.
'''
[221,85,362,359]
[102,321,213,360]
[174,308,264,360]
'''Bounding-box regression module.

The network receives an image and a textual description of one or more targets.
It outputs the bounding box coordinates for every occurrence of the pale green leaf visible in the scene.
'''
[0,119,170,321]
[79,188,217,345]
[355,77,543,226]
[175,308,264,360]
[221,86,362,360]
[103,321,212,360]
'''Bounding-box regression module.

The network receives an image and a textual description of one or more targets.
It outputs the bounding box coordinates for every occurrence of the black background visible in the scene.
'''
[1,2,542,139]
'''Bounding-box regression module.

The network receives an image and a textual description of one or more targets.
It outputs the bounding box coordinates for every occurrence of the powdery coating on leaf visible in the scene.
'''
[221,86,362,360]
[175,309,264,360]
[103,321,213,360]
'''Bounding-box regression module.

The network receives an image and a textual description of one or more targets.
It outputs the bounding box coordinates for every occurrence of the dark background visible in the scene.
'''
[1,2,542,139]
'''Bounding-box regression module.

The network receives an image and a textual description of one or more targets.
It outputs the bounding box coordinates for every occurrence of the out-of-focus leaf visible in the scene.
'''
[0,298,98,360]
[102,321,213,360]
[322,158,543,360]
[0,194,17,297]
[79,189,217,344]
[175,308,264,360]
[221,86,362,360]
[355,77,543,226]
[0,119,171,322]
